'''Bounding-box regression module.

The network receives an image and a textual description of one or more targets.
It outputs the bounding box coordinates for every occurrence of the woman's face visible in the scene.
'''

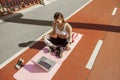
[54,16,62,24]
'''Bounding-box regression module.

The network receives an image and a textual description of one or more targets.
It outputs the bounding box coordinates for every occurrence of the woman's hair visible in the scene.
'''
[54,12,66,23]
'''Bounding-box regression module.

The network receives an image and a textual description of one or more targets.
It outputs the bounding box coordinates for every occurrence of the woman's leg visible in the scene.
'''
[44,37,57,50]
[65,43,72,50]
[56,37,71,50]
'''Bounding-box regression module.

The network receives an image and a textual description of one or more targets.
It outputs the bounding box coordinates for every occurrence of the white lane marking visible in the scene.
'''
[0,30,51,69]
[112,7,118,16]
[86,40,103,70]
[66,0,93,20]
[0,47,28,69]
[0,0,93,69]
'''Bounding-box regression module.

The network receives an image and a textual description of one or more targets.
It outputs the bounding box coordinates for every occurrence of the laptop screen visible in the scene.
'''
[38,60,51,70]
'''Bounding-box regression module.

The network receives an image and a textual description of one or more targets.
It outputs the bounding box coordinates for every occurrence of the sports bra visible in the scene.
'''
[55,25,68,36]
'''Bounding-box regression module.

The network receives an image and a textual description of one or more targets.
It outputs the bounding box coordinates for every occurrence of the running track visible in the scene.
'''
[0,0,120,80]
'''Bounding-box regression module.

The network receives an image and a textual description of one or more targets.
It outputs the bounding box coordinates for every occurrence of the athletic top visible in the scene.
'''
[55,25,68,36]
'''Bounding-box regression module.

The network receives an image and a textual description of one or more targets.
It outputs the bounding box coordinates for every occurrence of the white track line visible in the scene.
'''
[86,40,103,70]
[0,30,51,69]
[0,0,93,69]
[65,0,93,20]
[112,7,118,16]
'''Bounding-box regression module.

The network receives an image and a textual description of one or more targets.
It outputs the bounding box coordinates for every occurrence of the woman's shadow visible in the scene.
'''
[18,40,46,50]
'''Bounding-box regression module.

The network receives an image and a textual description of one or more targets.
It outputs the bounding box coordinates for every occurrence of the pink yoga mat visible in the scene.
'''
[14,33,83,80]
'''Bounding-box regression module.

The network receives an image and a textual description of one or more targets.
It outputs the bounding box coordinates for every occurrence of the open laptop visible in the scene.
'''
[31,56,57,72]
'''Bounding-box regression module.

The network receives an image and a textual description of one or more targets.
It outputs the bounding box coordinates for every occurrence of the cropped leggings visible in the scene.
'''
[44,36,68,47]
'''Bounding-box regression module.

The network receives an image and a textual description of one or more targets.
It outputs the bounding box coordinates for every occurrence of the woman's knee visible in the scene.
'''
[65,43,71,50]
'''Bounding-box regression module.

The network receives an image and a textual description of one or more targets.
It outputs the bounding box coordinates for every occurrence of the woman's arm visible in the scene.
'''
[66,23,72,43]
[48,23,56,36]
[43,22,56,39]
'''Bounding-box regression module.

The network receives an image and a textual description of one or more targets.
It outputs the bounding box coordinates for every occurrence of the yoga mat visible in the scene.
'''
[14,33,83,80]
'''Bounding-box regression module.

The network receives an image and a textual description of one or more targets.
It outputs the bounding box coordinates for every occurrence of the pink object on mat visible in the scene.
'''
[14,33,83,80]
[72,32,79,42]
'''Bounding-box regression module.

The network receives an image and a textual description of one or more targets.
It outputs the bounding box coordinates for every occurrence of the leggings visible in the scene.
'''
[44,37,68,48]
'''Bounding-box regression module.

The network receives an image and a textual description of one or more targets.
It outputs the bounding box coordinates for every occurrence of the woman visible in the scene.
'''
[43,12,72,58]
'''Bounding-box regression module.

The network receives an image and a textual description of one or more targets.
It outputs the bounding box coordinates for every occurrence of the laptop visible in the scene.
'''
[31,56,57,72]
